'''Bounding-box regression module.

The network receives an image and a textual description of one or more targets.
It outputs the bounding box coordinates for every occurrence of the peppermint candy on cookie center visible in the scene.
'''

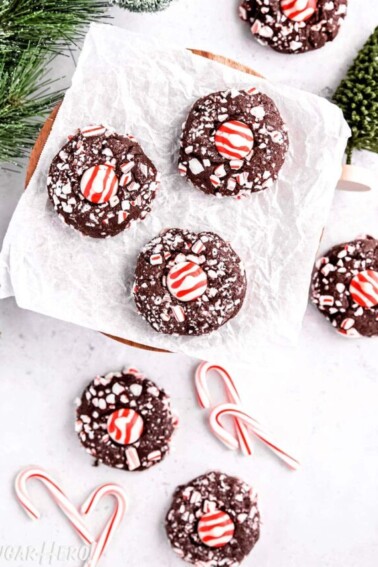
[198,510,235,548]
[80,164,119,204]
[167,261,208,302]
[349,270,378,308]
[280,0,317,22]
[107,408,144,445]
[215,120,254,160]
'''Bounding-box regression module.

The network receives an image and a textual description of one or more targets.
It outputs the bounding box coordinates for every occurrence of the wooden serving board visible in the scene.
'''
[25,50,263,352]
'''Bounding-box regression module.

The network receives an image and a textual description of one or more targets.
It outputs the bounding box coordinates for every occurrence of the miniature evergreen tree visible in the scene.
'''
[333,27,378,164]
[111,0,173,11]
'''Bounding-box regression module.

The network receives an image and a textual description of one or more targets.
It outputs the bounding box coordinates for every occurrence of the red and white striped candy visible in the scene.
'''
[215,120,254,160]
[150,254,163,266]
[167,261,208,302]
[171,304,185,322]
[195,362,300,469]
[125,447,140,471]
[120,162,134,174]
[192,240,205,255]
[80,164,119,204]
[81,483,127,567]
[280,0,317,21]
[210,403,300,470]
[197,510,235,548]
[210,175,221,188]
[349,270,378,308]
[195,361,253,456]
[107,409,144,445]
[15,467,128,567]
[81,125,107,138]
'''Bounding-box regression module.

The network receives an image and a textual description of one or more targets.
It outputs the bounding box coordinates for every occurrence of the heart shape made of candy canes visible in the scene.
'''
[15,467,127,567]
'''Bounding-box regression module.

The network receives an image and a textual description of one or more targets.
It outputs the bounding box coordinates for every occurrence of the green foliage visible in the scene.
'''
[0,0,108,165]
[0,49,62,162]
[333,27,378,164]
[111,0,173,12]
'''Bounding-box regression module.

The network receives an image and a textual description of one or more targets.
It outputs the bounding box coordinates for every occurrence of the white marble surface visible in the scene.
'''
[1,1,378,566]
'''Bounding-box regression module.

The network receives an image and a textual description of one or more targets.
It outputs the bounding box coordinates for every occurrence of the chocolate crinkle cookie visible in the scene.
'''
[47,125,159,238]
[133,228,247,336]
[75,368,177,471]
[178,88,288,198]
[311,236,378,338]
[165,471,260,567]
[239,0,348,54]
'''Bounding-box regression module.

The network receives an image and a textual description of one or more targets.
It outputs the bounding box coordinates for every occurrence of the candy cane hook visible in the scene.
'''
[15,467,94,545]
[81,483,127,567]
[195,361,253,455]
[210,403,300,470]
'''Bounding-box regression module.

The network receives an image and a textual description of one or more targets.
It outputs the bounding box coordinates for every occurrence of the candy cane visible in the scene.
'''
[195,361,253,455]
[210,403,300,470]
[81,483,127,567]
[15,467,94,545]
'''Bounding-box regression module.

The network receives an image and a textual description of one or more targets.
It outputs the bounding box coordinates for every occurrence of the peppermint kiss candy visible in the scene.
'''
[349,270,378,308]
[215,120,254,160]
[107,408,144,445]
[80,164,119,204]
[197,510,235,548]
[280,0,317,22]
[167,261,208,302]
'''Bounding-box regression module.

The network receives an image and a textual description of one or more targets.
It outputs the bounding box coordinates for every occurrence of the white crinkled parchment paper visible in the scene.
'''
[0,24,350,364]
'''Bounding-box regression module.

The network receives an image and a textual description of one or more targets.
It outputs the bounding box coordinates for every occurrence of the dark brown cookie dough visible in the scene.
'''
[239,0,347,54]
[47,125,159,238]
[165,471,260,566]
[311,236,378,338]
[75,368,177,471]
[133,228,247,336]
[178,89,288,198]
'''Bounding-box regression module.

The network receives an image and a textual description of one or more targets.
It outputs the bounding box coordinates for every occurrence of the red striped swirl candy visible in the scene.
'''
[280,0,317,21]
[197,510,235,548]
[215,120,254,160]
[107,409,144,445]
[167,261,208,302]
[349,270,378,308]
[80,164,119,204]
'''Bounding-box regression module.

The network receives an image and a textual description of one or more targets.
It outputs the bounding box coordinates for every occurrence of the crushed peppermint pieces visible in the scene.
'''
[47,126,159,238]
[133,228,247,336]
[311,236,378,338]
[165,471,260,566]
[75,368,177,471]
[178,89,288,198]
[239,0,348,54]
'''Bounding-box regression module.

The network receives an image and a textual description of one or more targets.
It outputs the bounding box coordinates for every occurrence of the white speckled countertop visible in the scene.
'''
[0,1,378,565]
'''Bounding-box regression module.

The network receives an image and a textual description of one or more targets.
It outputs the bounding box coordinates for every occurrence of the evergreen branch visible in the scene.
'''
[0,0,109,165]
[333,27,378,163]
[0,48,62,162]
[0,0,109,53]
